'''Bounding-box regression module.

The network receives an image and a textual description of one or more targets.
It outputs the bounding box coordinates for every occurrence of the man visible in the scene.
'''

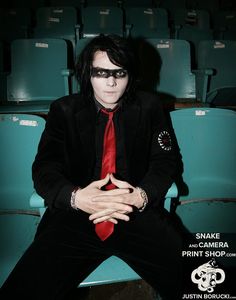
[0,34,184,299]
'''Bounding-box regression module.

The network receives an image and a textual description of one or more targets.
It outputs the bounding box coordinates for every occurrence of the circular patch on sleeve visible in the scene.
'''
[158,130,172,151]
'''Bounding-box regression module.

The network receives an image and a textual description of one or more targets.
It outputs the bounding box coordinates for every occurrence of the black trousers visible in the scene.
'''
[0,207,187,300]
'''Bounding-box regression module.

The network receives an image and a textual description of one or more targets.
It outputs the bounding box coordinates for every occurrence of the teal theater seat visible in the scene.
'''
[176,27,213,67]
[80,6,124,37]
[137,38,196,104]
[33,6,79,59]
[171,108,236,200]
[0,38,72,114]
[195,40,236,106]
[173,9,213,66]
[125,7,170,39]
[173,8,211,31]
[29,184,177,288]
[170,108,236,266]
[0,114,46,287]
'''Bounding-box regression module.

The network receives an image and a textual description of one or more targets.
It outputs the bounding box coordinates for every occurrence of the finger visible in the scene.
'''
[91,199,133,213]
[112,212,130,221]
[93,212,130,224]
[92,194,134,207]
[89,208,115,221]
[91,174,110,189]
[93,216,118,224]
[96,188,130,196]
[89,202,133,220]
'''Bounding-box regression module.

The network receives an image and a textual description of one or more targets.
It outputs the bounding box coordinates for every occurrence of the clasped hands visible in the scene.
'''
[74,174,144,224]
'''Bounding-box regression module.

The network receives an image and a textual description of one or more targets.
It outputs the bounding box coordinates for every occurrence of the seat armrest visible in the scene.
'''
[30,191,45,207]
[30,191,46,217]
[61,68,73,77]
[192,69,214,103]
[125,24,132,37]
[166,182,178,198]
[61,68,74,95]
[164,183,178,211]
[75,24,81,41]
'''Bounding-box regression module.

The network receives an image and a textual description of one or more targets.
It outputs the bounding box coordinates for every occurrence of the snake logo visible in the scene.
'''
[191,259,225,293]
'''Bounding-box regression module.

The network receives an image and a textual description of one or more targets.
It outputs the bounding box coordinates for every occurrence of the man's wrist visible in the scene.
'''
[136,187,148,212]
[71,187,81,210]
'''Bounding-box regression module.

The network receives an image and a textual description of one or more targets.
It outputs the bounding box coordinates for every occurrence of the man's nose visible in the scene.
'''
[106,75,117,87]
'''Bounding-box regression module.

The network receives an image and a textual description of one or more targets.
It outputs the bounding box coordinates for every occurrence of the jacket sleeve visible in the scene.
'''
[138,99,178,208]
[32,100,75,210]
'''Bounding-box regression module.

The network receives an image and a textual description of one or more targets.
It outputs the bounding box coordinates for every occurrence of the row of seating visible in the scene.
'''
[3,0,236,10]
[1,5,236,45]
[1,37,236,113]
[1,107,236,288]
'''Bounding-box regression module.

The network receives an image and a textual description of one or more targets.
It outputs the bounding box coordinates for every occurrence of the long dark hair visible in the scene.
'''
[75,34,138,101]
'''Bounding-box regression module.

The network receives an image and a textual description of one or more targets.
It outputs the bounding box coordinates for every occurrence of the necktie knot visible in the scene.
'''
[101,107,118,120]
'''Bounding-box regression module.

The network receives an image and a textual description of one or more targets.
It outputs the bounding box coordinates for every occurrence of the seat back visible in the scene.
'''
[197,40,236,104]
[81,6,124,37]
[33,6,78,57]
[171,107,236,200]
[125,7,169,38]
[7,38,70,103]
[0,113,45,287]
[137,38,196,102]
[174,8,211,30]
[177,26,213,67]
[0,113,46,211]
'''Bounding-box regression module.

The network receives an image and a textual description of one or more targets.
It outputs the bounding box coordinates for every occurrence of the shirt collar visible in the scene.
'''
[93,96,123,113]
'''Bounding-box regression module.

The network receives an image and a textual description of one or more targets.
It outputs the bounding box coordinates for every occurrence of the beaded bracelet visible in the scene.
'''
[136,187,148,212]
[70,187,81,210]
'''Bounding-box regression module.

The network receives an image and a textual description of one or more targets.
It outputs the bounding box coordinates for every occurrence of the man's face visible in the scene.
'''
[90,51,129,109]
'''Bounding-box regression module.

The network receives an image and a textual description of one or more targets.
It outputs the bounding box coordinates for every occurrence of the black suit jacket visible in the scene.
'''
[32,90,177,211]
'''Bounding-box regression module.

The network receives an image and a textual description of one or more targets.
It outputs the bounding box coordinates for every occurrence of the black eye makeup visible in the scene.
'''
[91,67,128,79]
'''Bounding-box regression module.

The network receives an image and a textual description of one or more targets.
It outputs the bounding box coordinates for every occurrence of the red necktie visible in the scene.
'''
[95,108,117,241]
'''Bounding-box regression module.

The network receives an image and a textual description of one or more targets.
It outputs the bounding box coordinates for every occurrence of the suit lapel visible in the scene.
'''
[75,102,97,170]
[123,101,140,161]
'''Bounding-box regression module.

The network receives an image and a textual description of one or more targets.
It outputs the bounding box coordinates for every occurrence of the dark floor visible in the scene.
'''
[68,280,157,300]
